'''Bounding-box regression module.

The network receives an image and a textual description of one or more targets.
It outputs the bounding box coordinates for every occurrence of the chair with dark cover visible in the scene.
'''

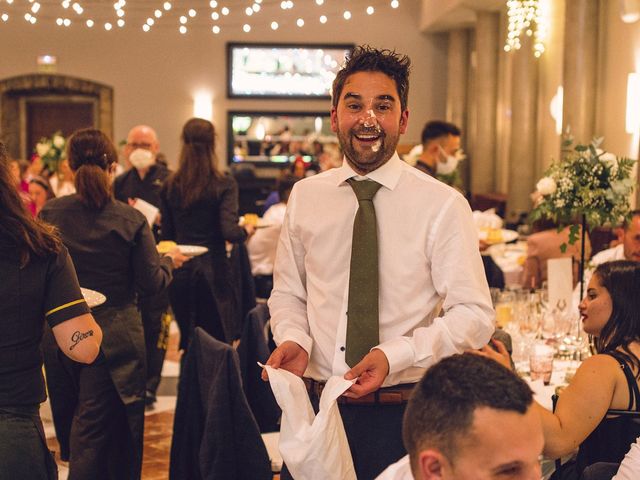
[169,327,272,480]
[236,303,280,433]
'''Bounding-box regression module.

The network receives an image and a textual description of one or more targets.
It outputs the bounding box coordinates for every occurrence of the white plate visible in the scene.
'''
[478,228,519,245]
[178,245,208,257]
[80,287,107,308]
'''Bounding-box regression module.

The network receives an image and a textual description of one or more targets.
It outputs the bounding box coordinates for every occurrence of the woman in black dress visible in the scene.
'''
[0,141,102,479]
[161,117,254,350]
[481,260,640,478]
[40,129,187,480]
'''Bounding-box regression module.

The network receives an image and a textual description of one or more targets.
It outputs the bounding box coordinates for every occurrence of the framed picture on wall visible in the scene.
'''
[227,110,338,166]
[226,42,353,99]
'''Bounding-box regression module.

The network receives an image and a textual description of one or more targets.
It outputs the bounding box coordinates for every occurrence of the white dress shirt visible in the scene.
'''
[613,436,640,479]
[375,455,414,480]
[247,202,287,276]
[268,153,495,385]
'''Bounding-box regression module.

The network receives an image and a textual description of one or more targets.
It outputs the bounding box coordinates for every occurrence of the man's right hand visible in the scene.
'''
[261,340,309,381]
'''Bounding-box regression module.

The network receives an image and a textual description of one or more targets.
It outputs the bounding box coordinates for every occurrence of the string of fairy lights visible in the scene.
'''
[504,0,546,57]
[0,0,401,34]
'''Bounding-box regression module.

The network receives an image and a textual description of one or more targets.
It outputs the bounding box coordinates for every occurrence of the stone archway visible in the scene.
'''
[0,74,113,159]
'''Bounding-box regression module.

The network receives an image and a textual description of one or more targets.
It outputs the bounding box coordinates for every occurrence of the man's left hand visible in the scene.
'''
[343,349,390,398]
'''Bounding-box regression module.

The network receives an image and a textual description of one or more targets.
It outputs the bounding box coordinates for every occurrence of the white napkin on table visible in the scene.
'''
[473,208,503,230]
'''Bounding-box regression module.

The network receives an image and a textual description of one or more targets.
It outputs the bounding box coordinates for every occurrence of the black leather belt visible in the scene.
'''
[303,378,415,405]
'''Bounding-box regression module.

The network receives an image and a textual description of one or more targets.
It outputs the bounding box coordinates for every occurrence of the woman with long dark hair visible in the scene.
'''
[161,117,254,349]
[0,141,102,479]
[40,128,187,480]
[481,260,640,478]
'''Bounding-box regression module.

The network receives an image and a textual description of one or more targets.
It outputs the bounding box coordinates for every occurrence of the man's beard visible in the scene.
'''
[337,124,398,174]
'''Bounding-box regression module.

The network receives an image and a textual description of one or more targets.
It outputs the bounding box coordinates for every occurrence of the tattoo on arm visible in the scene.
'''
[70,330,94,351]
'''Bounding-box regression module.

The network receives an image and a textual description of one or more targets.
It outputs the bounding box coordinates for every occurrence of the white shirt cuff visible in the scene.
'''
[374,338,417,375]
[279,328,314,357]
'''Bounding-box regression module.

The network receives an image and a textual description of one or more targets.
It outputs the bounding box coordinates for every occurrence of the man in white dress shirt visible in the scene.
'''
[265,45,494,479]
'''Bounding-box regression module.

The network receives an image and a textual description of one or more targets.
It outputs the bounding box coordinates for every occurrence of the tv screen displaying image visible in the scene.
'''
[227,43,353,99]
[228,111,338,166]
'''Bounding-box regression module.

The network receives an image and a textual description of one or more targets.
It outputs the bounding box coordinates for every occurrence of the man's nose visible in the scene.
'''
[358,109,379,127]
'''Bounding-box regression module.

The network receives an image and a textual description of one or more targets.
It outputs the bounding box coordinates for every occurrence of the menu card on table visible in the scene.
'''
[547,257,573,311]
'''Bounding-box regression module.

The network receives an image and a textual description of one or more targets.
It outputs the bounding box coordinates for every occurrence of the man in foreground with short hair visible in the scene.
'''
[378,353,543,480]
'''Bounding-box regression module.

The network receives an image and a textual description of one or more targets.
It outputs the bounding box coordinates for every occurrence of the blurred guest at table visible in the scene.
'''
[114,124,171,409]
[481,260,640,479]
[49,158,76,197]
[29,175,55,216]
[161,118,254,350]
[521,218,592,289]
[574,210,640,306]
[0,141,102,480]
[40,128,187,480]
[377,353,543,480]
[247,174,298,299]
[414,121,461,178]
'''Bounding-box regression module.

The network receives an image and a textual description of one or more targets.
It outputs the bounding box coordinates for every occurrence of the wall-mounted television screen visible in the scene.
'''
[227,43,353,99]
[227,111,338,166]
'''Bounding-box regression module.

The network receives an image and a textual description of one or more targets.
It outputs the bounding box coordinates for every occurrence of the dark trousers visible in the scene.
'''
[139,291,169,401]
[68,358,142,480]
[0,405,57,480]
[280,391,407,480]
[42,325,77,461]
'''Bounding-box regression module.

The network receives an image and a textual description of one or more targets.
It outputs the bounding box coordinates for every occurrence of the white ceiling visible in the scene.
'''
[419,0,504,32]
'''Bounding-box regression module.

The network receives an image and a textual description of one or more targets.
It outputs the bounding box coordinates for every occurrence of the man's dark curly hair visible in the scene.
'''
[331,45,411,112]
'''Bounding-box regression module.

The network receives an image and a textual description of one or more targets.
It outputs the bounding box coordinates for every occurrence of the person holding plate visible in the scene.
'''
[160,118,255,351]
[40,128,188,480]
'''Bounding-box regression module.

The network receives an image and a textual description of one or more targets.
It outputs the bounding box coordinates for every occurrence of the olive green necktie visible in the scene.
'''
[345,178,382,367]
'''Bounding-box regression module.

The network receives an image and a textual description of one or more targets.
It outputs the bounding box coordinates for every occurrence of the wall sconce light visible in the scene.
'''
[620,0,640,23]
[37,54,57,73]
[549,86,563,135]
[626,73,640,134]
[193,90,213,121]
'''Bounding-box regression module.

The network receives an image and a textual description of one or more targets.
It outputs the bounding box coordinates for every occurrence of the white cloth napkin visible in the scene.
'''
[262,365,356,480]
[473,208,503,230]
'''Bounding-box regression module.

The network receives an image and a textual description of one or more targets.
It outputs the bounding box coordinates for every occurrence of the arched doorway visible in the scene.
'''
[0,74,113,159]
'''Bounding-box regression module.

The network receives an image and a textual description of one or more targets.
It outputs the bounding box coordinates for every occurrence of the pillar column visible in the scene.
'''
[562,0,599,142]
[507,37,539,219]
[472,11,500,194]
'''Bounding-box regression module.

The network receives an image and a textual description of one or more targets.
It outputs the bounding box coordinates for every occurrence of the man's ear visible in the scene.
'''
[399,109,409,134]
[418,449,447,480]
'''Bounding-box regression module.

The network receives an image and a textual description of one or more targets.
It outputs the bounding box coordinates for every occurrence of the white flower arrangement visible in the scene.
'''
[34,131,66,174]
[530,137,636,249]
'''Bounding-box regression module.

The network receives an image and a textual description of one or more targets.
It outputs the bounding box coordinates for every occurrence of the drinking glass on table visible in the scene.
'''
[530,343,555,385]
[495,290,515,329]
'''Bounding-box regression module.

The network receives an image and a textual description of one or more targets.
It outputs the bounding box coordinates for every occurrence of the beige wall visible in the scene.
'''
[0,1,447,168]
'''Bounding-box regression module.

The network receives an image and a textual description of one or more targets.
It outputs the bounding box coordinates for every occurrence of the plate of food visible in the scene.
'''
[80,287,107,309]
[157,241,208,257]
[478,228,519,245]
[239,215,274,228]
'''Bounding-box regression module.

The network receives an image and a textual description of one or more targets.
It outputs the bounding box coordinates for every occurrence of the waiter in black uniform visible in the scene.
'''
[114,125,170,408]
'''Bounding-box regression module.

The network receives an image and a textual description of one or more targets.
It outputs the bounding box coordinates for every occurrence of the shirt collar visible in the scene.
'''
[334,152,403,191]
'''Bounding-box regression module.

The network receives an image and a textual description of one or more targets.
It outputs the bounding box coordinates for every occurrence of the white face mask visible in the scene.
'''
[437,146,459,175]
[129,148,155,170]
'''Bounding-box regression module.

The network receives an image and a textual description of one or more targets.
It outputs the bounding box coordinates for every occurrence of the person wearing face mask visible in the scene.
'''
[114,125,172,409]
[414,121,462,179]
